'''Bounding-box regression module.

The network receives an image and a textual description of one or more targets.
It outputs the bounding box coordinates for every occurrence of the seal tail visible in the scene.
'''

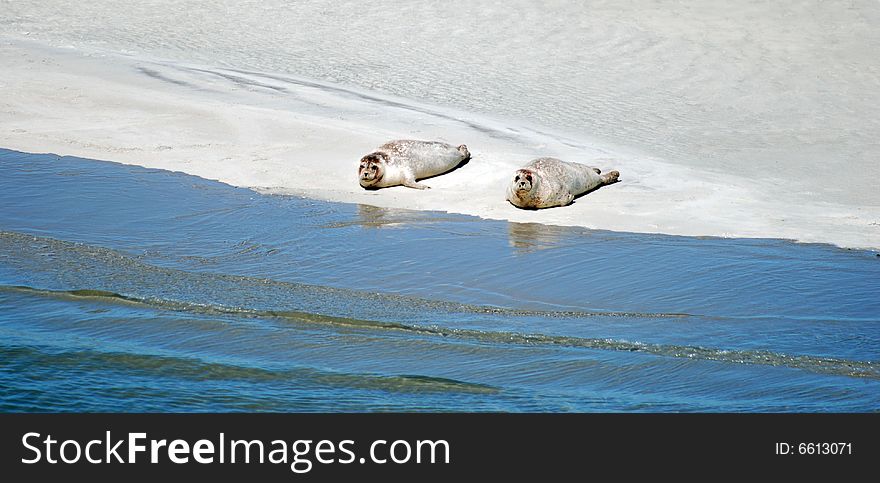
[457,144,471,161]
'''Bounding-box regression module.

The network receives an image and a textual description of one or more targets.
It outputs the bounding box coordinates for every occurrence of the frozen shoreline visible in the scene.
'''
[2,38,878,249]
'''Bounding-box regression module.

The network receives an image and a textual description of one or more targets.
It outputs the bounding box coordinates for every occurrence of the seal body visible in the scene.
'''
[506,157,619,209]
[358,140,470,190]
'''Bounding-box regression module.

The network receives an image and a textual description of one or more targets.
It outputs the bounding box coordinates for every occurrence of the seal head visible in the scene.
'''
[358,152,389,189]
[513,169,536,193]
[508,168,540,207]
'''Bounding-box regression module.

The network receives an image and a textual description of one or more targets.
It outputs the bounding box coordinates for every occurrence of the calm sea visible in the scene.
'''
[1,149,878,411]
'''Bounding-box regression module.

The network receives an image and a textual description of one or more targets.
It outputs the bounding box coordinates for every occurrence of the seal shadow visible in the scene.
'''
[506,201,541,211]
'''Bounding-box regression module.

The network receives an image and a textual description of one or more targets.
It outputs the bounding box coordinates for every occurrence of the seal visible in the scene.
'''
[506,157,619,209]
[358,140,471,190]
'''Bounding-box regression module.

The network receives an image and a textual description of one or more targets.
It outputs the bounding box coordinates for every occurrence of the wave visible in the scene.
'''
[0,345,498,397]
[3,284,876,380]
[0,230,688,320]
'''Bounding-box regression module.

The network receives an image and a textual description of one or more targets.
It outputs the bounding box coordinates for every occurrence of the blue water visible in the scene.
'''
[1,149,878,412]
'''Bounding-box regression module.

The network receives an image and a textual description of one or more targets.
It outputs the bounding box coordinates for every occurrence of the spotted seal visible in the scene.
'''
[506,157,619,209]
[358,140,470,190]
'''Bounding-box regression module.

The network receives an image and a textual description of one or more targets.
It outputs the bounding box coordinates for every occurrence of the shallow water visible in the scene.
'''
[1,149,878,411]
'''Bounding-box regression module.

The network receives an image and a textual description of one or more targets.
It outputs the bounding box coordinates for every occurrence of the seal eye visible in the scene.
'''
[515,175,520,181]
[526,175,532,181]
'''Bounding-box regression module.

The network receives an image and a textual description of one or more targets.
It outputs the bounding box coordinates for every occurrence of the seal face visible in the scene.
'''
[513,169,535,193]
[358,152,388,189]
[358,140,471,190]
[506,157,619,209]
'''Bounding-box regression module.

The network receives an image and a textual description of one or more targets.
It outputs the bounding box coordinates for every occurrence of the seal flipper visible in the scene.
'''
[402,177,430,190]
[601,170,620,184]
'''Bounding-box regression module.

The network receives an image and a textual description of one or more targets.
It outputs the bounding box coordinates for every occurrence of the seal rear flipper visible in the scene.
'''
[602,170,620,184]
[457,144,470,161]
